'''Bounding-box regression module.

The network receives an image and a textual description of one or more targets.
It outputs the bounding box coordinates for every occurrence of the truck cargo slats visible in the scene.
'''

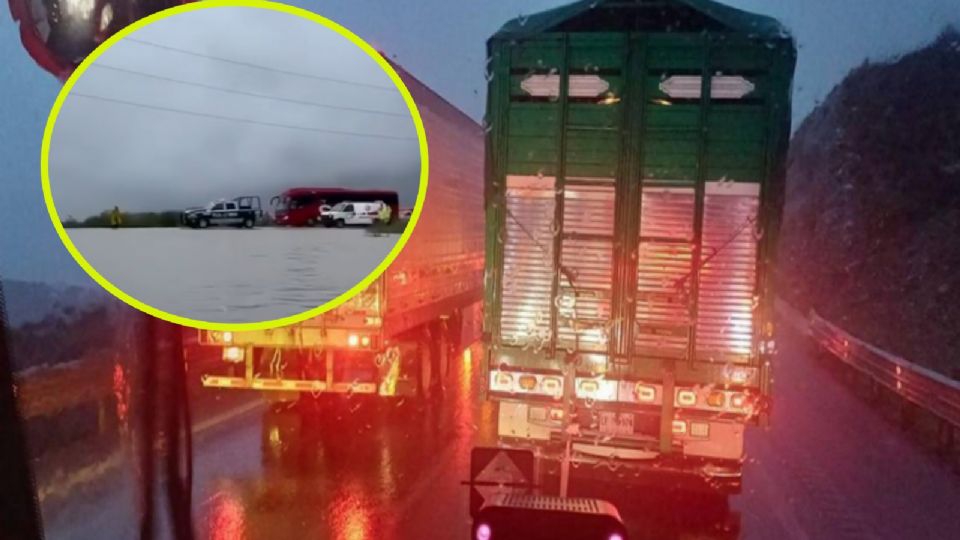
[562,183,615,237]
[375,61,485,337]
[694,185,760,361]
[627,182,761,363]
[561,240,613,287]
[558,290,610,316]
[634,185,696,357]
[634,345,689,361]
[557,332,607,350]
[501,175,557,345]
[557,183,615,348]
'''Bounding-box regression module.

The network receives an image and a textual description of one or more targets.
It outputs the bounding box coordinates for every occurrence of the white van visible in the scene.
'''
[320,201,385,228]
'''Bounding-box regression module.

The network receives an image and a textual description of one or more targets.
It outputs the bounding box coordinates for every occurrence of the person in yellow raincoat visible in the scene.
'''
[377,202,392,225]
[110,206,122,229]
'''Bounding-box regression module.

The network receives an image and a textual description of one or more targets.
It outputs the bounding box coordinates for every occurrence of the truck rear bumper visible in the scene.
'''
[499,436,743,493]
[495,400,745,492]
[195,344,411,397]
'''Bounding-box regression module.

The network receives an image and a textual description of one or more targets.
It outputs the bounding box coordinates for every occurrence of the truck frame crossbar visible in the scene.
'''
[201,375,377,395]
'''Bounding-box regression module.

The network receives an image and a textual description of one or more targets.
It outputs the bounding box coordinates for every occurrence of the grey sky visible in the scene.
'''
[307,0,960,126]
[2,0,959,285]
[49,6,419,219]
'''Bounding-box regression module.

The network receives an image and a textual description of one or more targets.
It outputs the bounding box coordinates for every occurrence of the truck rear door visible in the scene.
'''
[488,32,791,395]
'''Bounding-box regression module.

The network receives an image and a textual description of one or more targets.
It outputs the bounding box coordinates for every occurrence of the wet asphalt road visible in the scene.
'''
[43,323,960,540]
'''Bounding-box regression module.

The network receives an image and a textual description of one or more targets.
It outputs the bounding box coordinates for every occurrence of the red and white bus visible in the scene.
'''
[271,188,400,226]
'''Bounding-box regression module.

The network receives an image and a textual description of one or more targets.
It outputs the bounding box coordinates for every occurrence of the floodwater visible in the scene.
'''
[67,228,397,323]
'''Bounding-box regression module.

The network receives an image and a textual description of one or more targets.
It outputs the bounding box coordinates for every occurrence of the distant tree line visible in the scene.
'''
[62,209,279,228]
[8,304,116,371]
[366,218,410,235]
[62,210,182,228]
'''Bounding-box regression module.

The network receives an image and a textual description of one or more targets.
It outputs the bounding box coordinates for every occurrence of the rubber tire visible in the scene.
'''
[425,321,446,395]
[416,340,433,400]
[437,322,450,382]
[198,218,209,229]
[335,219,345,228]
[306,218,316,227]
[444,310,463,369]
[243,217,254,228]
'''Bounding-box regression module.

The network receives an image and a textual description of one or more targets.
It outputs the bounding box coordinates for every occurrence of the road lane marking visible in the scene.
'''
[192,399,264,435]
[37,398,263,505]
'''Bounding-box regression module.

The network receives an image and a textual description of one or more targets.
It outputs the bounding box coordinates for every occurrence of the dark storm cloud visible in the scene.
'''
[48,6,419,219]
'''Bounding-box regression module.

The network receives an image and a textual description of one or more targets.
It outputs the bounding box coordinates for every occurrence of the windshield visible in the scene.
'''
[276,196,313,211]
[5,2,960,540]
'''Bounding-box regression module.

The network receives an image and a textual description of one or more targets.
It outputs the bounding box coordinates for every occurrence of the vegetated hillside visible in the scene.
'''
[2,279,109,328]
[1,279,125,372]
[779,28,960,377]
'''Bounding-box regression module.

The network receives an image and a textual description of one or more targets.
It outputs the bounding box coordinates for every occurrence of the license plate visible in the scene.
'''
[598,411,634,436]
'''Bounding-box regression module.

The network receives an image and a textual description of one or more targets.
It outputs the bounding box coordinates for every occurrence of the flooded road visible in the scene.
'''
[39,325,960,540]
[66,228,397,323]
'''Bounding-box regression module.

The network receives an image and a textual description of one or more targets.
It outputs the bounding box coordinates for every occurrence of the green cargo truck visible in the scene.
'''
[482,0,796,493]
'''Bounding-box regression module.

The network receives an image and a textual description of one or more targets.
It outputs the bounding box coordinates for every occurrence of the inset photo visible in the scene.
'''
[42,2,425,328]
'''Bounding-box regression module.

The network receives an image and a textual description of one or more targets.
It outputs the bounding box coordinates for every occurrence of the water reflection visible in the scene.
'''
[112,359,130,436]
[207,491,247,540]
[195,341,743,540]
[328,480,373,540]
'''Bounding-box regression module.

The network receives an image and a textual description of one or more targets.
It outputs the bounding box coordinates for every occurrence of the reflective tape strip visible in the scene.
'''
[330,383,377,394]
[201,376,248,388]
[203,376,328,392]
[659,75,755,99]
[291,381,326,391]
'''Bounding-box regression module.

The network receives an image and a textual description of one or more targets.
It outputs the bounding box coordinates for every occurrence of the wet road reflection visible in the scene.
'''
[190,344,743,540]
[207,491,246,540]
[44,328,960,539]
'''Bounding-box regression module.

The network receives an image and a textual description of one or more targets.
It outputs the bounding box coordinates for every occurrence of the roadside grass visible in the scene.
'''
[366,219,409,235]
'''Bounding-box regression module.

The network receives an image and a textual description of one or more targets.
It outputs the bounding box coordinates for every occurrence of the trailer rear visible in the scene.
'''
[193,59,484,401]
[482,0,796,493]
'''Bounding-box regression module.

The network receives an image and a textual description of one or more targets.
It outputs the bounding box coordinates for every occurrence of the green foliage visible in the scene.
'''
[366,219,409,235]
[8,305,115,370]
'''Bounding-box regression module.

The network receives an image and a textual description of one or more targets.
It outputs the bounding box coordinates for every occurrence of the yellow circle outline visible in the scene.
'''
[40,0,428,332]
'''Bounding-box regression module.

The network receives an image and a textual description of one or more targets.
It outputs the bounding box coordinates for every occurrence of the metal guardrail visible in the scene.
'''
[806,309,960,456]
[16,356,116,420]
